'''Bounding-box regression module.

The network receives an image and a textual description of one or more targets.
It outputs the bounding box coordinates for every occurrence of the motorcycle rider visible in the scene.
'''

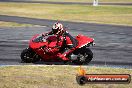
[42,22,77,61]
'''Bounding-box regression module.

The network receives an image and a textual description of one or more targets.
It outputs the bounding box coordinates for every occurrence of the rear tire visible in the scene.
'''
[73,48,93,65]
[21,48,40,63]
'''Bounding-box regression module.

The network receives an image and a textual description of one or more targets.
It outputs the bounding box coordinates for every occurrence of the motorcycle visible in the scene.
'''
[21,33,95,65]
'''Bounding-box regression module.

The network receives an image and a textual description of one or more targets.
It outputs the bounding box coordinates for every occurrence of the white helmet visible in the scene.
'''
[52,22,63,35]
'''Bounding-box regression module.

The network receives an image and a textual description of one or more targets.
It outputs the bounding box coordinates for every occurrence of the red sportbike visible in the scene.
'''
[21,33,95,65]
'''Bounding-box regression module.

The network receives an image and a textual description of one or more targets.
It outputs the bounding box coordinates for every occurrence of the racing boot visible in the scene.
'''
[57,53,69,61]
[57,47,75,61]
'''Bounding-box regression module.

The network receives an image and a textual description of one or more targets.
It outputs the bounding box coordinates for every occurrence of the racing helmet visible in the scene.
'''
[52,22,63,35]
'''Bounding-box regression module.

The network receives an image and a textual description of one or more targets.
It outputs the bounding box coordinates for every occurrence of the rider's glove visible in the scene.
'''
[42,33,48,37]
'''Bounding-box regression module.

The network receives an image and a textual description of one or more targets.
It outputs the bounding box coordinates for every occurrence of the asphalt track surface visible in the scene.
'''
[0,0,132,6]
[0,15,132,68]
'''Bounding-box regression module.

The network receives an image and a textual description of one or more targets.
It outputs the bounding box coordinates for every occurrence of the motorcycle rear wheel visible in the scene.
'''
[21,48,40,63]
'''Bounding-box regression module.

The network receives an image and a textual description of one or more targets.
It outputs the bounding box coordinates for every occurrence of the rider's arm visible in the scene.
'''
[42,31,53,36]
[48,31,54,35]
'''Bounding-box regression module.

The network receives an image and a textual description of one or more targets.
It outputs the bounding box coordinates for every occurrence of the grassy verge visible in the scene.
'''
[0,2,132,26]
[30,0,132,3]
[0,65,131,88]
[0,21,35,27]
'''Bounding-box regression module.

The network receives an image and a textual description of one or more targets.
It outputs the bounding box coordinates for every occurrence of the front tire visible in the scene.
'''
[21,48,40,63]
[73,48,93,65]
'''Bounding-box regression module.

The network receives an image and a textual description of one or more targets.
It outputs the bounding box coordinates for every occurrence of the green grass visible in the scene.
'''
[30,0,132,3]
[0,21,35,27]
[0,2,132,26]
[0,65,131,88]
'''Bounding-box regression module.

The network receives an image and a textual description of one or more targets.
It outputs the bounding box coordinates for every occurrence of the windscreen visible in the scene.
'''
[32,35,46,42]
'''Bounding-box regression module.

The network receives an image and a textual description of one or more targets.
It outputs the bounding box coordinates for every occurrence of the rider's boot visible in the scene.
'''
[57,53,69,61]
[57,47,75,61]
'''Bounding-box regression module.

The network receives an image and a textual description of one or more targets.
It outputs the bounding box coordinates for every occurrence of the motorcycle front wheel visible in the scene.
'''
[72,48,93,65]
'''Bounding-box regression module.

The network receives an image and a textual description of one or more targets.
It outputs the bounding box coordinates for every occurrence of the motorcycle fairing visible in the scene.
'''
[29,34,94,61]
[75,34,94,48]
